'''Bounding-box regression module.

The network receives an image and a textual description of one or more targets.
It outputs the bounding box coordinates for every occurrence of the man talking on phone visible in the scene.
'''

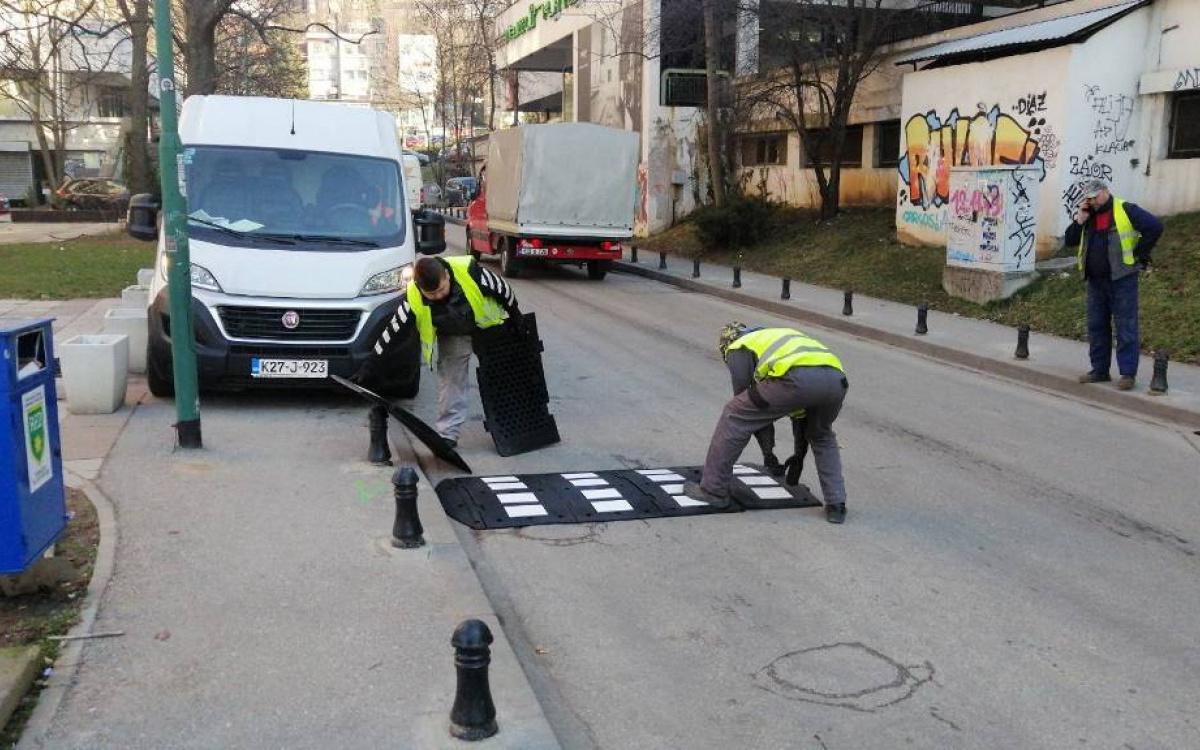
[1065,179,1163,391]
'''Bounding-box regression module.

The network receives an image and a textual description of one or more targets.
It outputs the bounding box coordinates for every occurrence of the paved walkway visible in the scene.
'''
[0,222,118,245]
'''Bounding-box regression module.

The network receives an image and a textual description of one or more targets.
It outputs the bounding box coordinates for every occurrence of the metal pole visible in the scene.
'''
[154,0,201,448]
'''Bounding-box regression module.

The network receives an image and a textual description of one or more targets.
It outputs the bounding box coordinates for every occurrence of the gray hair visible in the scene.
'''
[1082,179,1109,197]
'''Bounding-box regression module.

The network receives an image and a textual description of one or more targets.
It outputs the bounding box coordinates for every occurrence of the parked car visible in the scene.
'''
[444,176,478,207]
[56,178,130,211]
[421,183,443,207]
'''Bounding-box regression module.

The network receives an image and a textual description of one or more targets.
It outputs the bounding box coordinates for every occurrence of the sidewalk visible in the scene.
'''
[0,223,117,245]
[615,251,1200,427]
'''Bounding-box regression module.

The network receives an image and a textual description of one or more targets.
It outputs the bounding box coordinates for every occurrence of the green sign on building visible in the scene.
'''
[502,0,580,43]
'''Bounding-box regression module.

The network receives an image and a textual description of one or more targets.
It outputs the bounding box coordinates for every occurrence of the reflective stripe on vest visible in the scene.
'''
[727,327,844,380]
[407,256,507,367]
[1076,198,1139,270]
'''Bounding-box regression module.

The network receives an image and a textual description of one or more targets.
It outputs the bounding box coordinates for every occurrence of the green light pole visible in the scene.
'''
[154,0,202,448]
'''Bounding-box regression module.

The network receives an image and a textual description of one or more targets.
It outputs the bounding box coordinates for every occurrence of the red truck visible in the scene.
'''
[466,122,640,280]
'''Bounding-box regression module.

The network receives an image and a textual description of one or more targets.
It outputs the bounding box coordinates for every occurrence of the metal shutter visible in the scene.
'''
[0,150,33,200]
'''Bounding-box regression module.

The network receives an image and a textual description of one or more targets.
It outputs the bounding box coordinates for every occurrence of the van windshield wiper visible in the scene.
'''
[259,233,380,248]
[187,216,295,245]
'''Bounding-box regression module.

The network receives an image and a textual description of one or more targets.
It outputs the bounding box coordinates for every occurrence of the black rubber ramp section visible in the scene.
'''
[473,313,561,456]
[435,464,821,530]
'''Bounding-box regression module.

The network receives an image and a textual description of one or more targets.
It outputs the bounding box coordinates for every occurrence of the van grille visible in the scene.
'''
[217,306,361,341]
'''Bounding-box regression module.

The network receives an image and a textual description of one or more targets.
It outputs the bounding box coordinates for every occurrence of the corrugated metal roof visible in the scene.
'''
[896,1,1149,66]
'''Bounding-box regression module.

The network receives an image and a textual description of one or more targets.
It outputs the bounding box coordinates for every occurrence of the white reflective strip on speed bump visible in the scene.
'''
[646,473,685,483]
[570,478,608,487]
[582,488,622,500]
[636,470,674,476]
[505,505,548,518]
[739,476,778,486]
[495,492,539,504]
[591,499,633,513]
[562,472,599,479]
[733,466,759,475]
[752,487,792,500]
[661,484,684,494]
[673,495,708,508]
[481,476,519,483]
[487,482,527,491]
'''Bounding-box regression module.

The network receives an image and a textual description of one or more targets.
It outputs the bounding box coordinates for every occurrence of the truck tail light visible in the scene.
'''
[531,238,543,249]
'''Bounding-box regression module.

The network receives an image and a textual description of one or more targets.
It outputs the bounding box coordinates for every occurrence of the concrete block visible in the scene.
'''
[136,267,155,287]
[0,645,41,729]
[103,307,148,374]
[120,285,149,309]
[943,266,1037,305]
[60,334,129,414]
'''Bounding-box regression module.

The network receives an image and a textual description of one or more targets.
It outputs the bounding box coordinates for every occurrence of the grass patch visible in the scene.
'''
[1,488,99,748]
[641,207,1200,364]
[0,232,155,299]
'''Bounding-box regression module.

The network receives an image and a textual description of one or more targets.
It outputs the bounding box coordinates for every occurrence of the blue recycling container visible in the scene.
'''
[0,318,68,575]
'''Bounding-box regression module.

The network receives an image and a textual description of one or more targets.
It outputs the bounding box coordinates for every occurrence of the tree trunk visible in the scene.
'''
[184,4,223,96]
[703,0,725,207]
[126,3,153,193]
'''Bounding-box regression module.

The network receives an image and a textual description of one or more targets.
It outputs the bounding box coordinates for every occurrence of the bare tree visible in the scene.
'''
[114,0,152,194]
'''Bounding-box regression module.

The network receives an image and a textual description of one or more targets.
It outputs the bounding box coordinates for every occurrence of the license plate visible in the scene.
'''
[251,358,328,378]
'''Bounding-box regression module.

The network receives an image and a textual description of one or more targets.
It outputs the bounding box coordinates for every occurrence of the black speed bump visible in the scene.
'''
[435,465,820,530]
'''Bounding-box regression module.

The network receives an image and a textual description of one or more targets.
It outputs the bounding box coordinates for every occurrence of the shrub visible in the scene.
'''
[693,194,776,250]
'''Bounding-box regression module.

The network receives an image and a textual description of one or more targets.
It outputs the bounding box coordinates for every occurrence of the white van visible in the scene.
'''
[128,96,445,397]
[401,152,423,210]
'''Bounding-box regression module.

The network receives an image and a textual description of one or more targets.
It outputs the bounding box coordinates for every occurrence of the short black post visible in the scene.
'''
[842,290,853,316]
[1015,325,1030,359]
[781,278,791,300]
[630,245,639,263]
[449,619,498,741]
[658,251,667,270]
[915,303,929,335]
[367,405,391,465]
[391,466,424,549]
[1149,350,1169,395]
[692,258,701,278]
[732,265,742,288]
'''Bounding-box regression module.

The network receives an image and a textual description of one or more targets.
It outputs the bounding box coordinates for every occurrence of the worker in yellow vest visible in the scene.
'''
[352,255,523,461]
[683,322,849,524]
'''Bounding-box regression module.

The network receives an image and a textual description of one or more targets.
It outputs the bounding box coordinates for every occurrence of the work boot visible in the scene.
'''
[367,405,392,465]
[763,453,784,477]
[1078,371,1112,384]
[682,481,732,510]
[1117,376,1136,391]
[825,503,847,524]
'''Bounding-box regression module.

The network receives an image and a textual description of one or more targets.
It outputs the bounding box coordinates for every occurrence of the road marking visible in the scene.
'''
[582,488,622,500]
[562,472,599,479]
[637,469,675,476]
[645,473,686,483]
[661,483,684,494]
[752,487,792,500]
[570,478,608,487]
[505,504,549,518]
[487,481,527,491]
[496,492,539,505]
[481,476,519,483]
[592,499,634,513]
[739,476,778,486]
[733,466,759,475]
[673,495,708,507]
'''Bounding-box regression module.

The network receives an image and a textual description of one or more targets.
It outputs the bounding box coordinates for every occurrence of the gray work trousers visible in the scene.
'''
[701,366,848,505]
[435,334,474,441]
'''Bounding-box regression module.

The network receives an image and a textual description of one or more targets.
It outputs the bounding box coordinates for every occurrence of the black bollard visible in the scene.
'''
[1149,350,1169,395]
[915,303,929,335]
[368,405,391,465]
[733,265,742,288]
[692,258,701,278]
[391,467,425,549]
[658,251,667,270]
[1015,325,1030,359]
[631,245,639,263]
[781,277,791,300]
[842,290,853,316]
[449,619,498,741]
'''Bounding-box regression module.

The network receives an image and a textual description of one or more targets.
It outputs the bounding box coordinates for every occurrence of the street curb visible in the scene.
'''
[613,260,1200,429]
[15,476,119,750]
[0,646,41,731]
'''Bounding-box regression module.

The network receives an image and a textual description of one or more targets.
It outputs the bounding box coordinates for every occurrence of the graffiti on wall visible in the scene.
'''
[946,168,1038,272]
[1083,84,1135,155]
[1013,91,1047,115]
[1008,170,1037,265]
[1176,68,1200,91]
[1037,125,1060,169]
[898,104,1047,211]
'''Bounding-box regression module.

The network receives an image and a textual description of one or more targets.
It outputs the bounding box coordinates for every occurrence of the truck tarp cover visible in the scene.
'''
[487,123,639,237]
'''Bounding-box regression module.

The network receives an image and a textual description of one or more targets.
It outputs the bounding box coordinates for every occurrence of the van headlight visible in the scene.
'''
[159,255,222,292]
[361,265,412,296]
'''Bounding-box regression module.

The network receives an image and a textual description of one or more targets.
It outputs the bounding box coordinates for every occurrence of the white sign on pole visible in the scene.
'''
[22,385,53,493]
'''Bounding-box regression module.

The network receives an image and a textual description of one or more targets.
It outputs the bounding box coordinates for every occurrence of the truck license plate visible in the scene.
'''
[251,358,328,378]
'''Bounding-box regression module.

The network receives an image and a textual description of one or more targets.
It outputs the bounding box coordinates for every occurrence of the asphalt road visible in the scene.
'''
[432,227,1200,750]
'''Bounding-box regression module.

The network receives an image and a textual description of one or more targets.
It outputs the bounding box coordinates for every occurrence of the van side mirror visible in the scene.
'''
[414,209,446,255]
[127,193,159,242]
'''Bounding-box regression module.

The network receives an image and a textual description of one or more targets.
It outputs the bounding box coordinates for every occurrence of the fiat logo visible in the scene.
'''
[281,311,300,330]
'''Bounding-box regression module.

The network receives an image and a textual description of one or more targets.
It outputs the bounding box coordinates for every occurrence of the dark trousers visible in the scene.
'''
[1086,273,1139,378]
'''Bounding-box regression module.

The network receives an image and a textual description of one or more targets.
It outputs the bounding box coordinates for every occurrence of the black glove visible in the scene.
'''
[763,452,784,477]
[505,309,528,336]
[349,358,378,386]
[1135,253,1151,271]
[783,454,804,486]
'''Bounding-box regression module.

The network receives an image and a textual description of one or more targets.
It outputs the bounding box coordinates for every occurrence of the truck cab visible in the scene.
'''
[127,96,445,397]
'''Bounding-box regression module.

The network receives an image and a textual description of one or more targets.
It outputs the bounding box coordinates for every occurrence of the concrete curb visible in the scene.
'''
[0,646,41,731]
[15,475,119,750]
[613,259,1200,429]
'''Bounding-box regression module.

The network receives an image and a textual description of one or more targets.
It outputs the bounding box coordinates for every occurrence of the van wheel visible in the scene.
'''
[587,260,610,280]
[147,343,174,398]
[500,239,521,278]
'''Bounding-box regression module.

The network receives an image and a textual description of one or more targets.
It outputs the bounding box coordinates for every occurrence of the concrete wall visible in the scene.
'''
[737,128,897,209]
[894,45,1071,257]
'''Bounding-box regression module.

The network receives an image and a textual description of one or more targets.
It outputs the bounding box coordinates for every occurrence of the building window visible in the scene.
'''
[1168,91,1200,159]
[876,120,901,168]
[803,124,863,168]
[741,133,787,166]
[96,87,128,118]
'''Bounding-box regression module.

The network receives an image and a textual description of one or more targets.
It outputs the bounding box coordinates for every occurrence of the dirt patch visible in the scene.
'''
[1,487,99,746]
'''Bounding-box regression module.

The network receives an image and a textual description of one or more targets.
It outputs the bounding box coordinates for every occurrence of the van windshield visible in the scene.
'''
[183,146,405,249]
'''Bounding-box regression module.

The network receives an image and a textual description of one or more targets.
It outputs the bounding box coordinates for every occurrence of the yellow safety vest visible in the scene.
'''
[727,327,844,381]
[407,256,507,367]
[1076,198,1139,271]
